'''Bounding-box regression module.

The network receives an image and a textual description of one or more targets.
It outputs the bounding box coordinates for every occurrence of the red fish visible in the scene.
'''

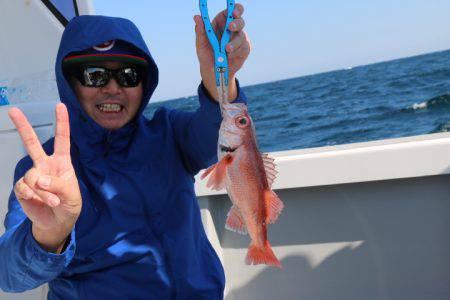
[201,103,283,268]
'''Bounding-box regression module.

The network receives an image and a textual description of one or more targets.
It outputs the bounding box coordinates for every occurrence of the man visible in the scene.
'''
[0,4,250,299]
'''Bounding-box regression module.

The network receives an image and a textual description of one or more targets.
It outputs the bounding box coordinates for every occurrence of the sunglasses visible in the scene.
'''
[70,66,144,88]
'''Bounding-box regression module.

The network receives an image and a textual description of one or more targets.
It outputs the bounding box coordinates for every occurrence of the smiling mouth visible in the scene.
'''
[96,103,124,113]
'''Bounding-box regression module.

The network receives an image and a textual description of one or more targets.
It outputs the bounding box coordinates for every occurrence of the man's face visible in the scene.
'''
[71,61,143,131]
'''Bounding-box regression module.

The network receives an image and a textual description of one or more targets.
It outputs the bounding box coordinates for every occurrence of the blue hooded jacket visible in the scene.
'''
[0,15,246,299]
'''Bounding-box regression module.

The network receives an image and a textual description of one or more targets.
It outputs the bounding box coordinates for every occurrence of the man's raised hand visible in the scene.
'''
[194,3,251,101]
[9,103,81,253]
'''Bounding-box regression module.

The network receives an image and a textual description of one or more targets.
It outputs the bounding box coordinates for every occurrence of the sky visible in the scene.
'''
[94,0,450,102]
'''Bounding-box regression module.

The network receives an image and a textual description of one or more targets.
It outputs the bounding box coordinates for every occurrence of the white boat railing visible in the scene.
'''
[195,133,450,299]
[196,132,450,196]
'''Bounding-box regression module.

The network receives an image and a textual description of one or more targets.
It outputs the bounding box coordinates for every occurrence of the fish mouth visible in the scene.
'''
[220,144,237,153]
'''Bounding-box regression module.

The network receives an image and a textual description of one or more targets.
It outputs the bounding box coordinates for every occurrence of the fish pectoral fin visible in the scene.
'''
[204,154,233,191]
[225,206,248,235]
[261,153,278,187]
[264,190,284,224]
[200,163,217,180]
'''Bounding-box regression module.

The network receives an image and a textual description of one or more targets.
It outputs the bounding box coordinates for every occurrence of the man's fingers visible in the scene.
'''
[54,103,71,157]
[227,30,245,53]
[211,4,245,41]
[228,32,251,59]
[212,10,228,36]
[228,42,251,60]
[216,3,244,25]
[23,168,61,207]
[8,108,47,165]
[233,3,244,18]
[14,178,36,202]
[33,186,61,208]
[36,170,77,198]
[14,177,54,208]
[14,179,48,214]
[228,18,245,33]
[194,14,210,50]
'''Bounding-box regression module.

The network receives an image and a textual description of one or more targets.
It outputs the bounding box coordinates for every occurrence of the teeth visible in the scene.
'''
[98,103,122,112]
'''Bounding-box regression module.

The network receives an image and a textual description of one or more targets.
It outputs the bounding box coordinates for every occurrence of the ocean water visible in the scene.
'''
[144,50,450,152]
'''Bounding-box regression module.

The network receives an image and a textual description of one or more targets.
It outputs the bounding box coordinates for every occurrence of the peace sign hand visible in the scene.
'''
[9,103,82,253]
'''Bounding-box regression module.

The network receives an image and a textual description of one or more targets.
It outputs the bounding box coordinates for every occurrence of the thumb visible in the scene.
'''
[36,174,77,200]
[194,15,210,50]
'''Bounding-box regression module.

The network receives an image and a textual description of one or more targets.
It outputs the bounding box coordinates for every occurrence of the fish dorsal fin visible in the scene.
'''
[200,154,234,191]
[225,205,248,235]
[261,153,278,187]
[264,190,284,224]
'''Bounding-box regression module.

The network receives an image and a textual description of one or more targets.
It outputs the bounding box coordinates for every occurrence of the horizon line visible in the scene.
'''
[152,47,449,103]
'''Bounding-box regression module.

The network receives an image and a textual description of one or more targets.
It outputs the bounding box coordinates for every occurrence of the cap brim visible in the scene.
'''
[63,54,148,67]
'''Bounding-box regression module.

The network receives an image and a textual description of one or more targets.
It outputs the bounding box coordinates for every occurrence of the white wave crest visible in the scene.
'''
[411,101,428,110]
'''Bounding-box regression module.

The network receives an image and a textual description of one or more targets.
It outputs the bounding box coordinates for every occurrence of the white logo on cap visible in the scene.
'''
[93,40,115,52]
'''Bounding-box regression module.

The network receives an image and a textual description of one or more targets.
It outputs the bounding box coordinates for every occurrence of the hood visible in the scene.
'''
[55,15,159,154]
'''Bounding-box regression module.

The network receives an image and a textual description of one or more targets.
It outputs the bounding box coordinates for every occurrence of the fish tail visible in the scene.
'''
[245,241,282,268]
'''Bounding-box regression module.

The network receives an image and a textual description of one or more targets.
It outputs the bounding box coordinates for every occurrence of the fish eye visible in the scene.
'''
[239,118,247,125]
[235,115,249,128]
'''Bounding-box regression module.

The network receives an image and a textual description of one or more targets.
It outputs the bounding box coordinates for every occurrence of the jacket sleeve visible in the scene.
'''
[0,158,76,293]
[169,80,247,175]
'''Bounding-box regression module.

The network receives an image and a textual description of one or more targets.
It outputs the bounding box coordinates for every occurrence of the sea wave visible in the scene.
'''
[409,94,450,110]
[146,50,450,152]
[431,121,450,133]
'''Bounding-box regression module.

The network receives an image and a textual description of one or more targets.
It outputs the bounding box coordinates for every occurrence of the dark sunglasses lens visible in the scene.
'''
[83,67,109,87]
[115,68,141,87]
